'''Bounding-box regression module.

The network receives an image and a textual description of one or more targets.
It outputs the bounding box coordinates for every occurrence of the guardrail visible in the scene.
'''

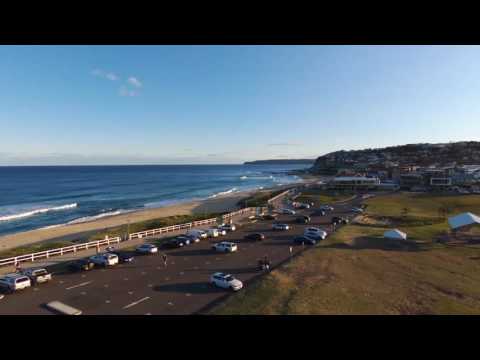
[0,236,121,268]
[222,207,255,220]
[128,217,217,240]
[267,189,293,204]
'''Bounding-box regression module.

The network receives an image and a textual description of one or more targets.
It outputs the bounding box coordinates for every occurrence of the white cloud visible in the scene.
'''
[92,69,118,81]
[127,76,142,88]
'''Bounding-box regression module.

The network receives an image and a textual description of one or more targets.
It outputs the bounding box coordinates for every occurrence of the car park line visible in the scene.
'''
[65,281,92,290]
[122,296,150,309]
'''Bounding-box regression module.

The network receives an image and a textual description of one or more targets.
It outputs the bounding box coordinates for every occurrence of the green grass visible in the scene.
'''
[0,241,74,259]
[211,192,480,315]
[295,189,354,205]
[239,189,285,208]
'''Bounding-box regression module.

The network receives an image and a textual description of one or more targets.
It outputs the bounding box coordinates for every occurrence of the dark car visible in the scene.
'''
[312,210,326,217]
[332,216,349,225]
[244,233,265,241]
[296,215,311,224]
[162,238,187,249]
[109,251,134,263]
[262,214,277,220]
[68,259,95,272]
[293,236,316,245]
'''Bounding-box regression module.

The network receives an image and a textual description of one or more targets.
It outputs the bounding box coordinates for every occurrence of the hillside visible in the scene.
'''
[311,141,480,174]
[244,159,315,165]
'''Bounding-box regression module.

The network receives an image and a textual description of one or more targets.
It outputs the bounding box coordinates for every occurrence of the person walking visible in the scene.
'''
[162,253,168,268]
[289,246,293,257]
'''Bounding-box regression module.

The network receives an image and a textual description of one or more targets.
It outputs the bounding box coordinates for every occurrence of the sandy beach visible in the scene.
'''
[0,188,263,252]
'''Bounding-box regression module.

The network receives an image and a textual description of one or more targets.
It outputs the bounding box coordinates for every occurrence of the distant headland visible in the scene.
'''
[244,159,316,165]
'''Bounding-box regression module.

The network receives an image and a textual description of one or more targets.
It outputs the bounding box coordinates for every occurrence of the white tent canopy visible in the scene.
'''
[448,212,480,230]
[384,229,407,240]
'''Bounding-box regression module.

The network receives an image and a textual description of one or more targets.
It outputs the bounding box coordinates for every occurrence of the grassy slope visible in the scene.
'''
[295,189,354,205]
[212,193,480,315]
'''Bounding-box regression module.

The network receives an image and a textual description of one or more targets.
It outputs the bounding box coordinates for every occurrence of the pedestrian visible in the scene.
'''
[289,246,293,256]
[162,253,168,268]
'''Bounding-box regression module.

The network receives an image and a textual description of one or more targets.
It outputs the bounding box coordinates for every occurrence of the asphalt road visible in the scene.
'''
[0,196,362,315]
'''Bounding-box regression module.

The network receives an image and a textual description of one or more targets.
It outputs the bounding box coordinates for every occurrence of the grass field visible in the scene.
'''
[211,193,480,315]
[295,189,354,205]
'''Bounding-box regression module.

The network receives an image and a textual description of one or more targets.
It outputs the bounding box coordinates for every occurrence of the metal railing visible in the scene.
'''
[221,207,255,220]
[267,189,292,204]
[0,236,121,268]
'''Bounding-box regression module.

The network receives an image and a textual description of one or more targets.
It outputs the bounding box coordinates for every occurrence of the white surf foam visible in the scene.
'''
[208,188,238,198]
[0,203,78,222]
[67,209,129,225]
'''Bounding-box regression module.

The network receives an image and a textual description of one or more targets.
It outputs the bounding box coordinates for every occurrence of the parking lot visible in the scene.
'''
[0,196,362,315]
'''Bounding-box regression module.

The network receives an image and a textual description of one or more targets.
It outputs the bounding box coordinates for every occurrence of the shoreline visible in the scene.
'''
[0,183,305,253]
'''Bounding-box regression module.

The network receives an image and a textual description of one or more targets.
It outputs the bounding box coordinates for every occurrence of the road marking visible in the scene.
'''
[167,301,174,306]
[157,266,162,270]
[171,261,175,265]
[80,291,87,295]
[81,274,86,278]
[105,300,111,304]
[33,287,39,291]
[128,291,134,295]
[179,272,184,275]
[141,272,147,275]
[66,281,92,290]
[165,277,170,281]
[215,257,221,261]
[59,281,64,284]
[205,261,211,265]
[104,284,109,288]
[123,296,150,310]
[145,312,152,315]
[186,293,192,297]
[148,284,153,288]
[124,278,129,281]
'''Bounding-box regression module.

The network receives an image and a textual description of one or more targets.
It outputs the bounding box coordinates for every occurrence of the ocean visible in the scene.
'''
[0,164,307,236]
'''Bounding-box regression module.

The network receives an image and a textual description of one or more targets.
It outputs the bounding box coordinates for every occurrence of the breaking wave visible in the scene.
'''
[0,203,78,222]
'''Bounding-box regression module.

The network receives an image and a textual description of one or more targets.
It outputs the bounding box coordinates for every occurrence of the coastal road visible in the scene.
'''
[0,197,362,315]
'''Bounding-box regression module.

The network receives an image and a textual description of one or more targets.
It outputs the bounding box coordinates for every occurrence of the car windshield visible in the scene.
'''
[225,275,234,281]
[16,277,30,283]
[33,269,47,276]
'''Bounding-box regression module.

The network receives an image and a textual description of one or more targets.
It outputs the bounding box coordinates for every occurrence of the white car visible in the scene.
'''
[272,223,290,231]
[0,294,4,300]
[219,223,236,232]
[187,229,207,239]
[0,273,31,292]
[136,243,159,254]
[210,272,243,291]
[21,268,52,284]
[89,253,119,267]
[280,208,296,215]
[212,241,238,253]
[304,227,328,240]
[207,228,219,238]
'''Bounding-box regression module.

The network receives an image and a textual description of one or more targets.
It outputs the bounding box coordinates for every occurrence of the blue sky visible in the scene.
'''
[1,45,480,165]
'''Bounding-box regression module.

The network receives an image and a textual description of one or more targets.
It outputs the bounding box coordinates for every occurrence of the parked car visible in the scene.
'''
[312,209,326,216]
[293,236,316,245]
[184,234,201,243]
[351,207,364,213]
[109,251,134,263]
[215,228,227,236]
[68,258,95,272]
[262,214,278,220]
[207,228,219,238]
[186,229,207,239]
[298,203,310,209]
[176,235,192,245]
[210,272,243,291]
[89,253,119,267]
[319,205,334,211]
[272,223,290,231]
[280,208,296,215]
[296,215,311,224]
[244,233,265,241]
[0,273,31,293]
[304,227,328,240]
[332,216,349,225]
[212,241,238,253]
[162,238,187,249]
[135,243,158,254]
[20,267,52,284]
[219,223,236,232]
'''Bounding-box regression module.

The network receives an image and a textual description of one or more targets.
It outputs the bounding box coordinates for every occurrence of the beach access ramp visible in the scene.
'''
[46,301,82,315]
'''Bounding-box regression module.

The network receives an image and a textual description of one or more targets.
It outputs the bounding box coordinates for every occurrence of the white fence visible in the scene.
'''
[128,218,217,240]
[0,236,121,268]
[0,187,296,268]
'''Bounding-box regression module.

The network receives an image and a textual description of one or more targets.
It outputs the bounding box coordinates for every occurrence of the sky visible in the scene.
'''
[1,45,480,165]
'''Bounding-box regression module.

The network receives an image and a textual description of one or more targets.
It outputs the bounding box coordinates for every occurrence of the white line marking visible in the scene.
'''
[81,274,86,278]
[128,291,134,295]
[124,278,129,281]
[80,291,87,295]
[148,284,153,288]
[145,312,152,315]
[105,300,111,304]
[104,284,109,288]
[59,281,64,284]
[66,281,92,290]
[179,272,184,275]
[165,277,170,281]
[167,301,174,306]
[141,272,147,275]
[33,288,39,291]
[186,293,192,297]
[123,296,150,309]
